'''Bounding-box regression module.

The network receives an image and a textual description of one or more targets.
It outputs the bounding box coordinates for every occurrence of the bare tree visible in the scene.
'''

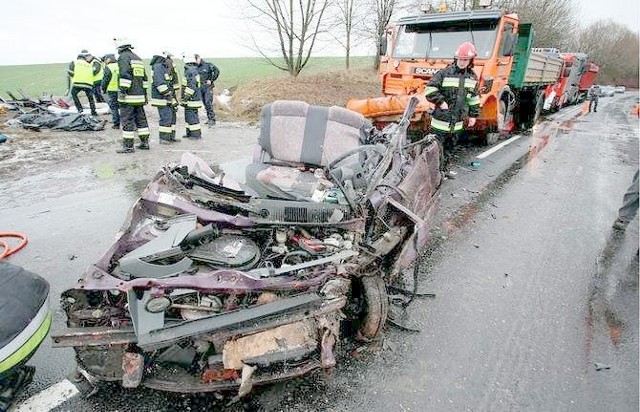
[497,0,578,49]
[331,0,365,69]
[369,0,400,69]
[244,0,331,77]
[575,20,639,87]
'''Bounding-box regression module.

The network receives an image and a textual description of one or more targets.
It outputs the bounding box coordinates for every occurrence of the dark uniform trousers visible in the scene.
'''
[121,105,149,141]
[71,86,97,115]
[106,91,120,125]
[158,105,177,140]
[185,106,201,138]
[200,86,215,122]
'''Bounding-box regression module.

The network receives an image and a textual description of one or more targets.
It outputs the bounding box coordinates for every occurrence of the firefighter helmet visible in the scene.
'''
[114,37,133,50]
[182,53,197,64]
[455,42,477,59]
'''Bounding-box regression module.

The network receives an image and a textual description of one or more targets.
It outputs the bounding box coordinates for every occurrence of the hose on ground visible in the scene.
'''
[0,232,29,259]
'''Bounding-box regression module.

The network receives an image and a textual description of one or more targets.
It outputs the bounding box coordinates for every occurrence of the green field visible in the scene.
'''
[0,56,375,99]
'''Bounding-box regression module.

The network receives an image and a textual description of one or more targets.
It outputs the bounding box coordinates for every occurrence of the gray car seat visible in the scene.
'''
[245,100,370,201]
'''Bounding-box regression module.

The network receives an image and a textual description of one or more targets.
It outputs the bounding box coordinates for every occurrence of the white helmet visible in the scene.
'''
[182,53,197,64]
[161,50,173,59]
[114,37,132,50]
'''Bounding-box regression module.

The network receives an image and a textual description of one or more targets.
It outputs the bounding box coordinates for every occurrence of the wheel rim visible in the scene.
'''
[357,275,389,340]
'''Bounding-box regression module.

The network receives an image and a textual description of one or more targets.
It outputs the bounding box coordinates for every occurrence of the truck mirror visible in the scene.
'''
[379,37,388,56]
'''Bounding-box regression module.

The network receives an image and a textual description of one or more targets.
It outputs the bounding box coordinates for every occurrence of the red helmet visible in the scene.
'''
[455,42,477,59]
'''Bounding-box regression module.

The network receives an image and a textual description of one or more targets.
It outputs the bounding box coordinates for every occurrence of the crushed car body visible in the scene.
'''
[51,98,442,396]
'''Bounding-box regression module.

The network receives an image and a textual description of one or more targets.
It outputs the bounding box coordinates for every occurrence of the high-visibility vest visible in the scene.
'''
[106,62,119,92]
[93,59,104,84]
[71,59,94,89]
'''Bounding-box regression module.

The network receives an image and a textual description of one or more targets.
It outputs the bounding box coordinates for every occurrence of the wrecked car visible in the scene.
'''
[51,98,441,397]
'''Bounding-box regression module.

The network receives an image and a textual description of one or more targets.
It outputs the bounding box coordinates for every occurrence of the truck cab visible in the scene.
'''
[348,8,561,138]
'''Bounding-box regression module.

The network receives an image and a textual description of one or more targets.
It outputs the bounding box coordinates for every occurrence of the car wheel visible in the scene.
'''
[356,275,389,340]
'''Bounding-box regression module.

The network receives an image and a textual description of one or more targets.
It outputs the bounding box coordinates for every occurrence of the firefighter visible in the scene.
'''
[115,38,150,153]
[150,51,179,144]
[0,262,51,412]
[195,54,220,126]
[425,41,481,177]
[182,53,203,139]
[66,50,99,116]
[588,85,600,113]
[167,54,181,139]
[101,54,120,129]
[90,55,106,103]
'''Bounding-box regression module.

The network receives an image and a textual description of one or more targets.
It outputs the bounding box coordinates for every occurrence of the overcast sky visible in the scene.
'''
[0,0,638,66]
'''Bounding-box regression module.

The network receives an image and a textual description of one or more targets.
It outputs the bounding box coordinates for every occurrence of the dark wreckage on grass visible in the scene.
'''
[51,98,441,398]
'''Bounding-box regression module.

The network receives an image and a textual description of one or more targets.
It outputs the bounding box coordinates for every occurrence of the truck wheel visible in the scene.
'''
[356,275,389,341]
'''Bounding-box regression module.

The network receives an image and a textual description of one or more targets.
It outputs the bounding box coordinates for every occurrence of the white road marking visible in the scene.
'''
[10,379,79,412]
[476,135,522,159]
[476,103,588,160]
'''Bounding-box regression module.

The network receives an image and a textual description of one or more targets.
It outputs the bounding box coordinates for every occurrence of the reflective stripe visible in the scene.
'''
[138,127,150,136]
[159,126,173,133]
[143,81,150,89]
[464,79,477,89]
[122,95,146,104]
[186,101,202,108]
[430,118,451,131]
[425,86,439,96]
[467,95,481,106]
[430,118,464,132]
[151,98,169,106]
[164,73,171,80]
[441,81,459,88]
[157,84,169,93]
[0,297,50,367]
[187,124,202,131]
[184,87,195,96]
[122,131,135,139]
[0,308,52,373]
[119,78,132,88]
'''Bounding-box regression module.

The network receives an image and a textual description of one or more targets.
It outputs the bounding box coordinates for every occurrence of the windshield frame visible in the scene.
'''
[392,19,499,60]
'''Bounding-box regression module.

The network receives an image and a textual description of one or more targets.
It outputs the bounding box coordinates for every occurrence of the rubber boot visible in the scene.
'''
[116,139,135,154]
[137,137,150,150]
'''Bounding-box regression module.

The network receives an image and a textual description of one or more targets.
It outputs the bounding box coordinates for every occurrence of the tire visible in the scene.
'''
[357,275,389,340]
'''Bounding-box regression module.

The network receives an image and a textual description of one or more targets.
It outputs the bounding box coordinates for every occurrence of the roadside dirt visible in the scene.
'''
[0,68,380,179]
[228,67,381,121]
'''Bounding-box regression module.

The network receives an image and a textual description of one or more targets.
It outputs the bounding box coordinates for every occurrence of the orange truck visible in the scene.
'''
[347,9,564,143]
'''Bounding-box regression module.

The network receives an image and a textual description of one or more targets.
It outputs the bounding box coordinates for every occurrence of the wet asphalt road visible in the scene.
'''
[1,94,638,411]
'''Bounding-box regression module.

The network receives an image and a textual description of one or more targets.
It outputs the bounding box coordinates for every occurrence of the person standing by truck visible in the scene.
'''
[425,42,481,177]
[588,85,600,113]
